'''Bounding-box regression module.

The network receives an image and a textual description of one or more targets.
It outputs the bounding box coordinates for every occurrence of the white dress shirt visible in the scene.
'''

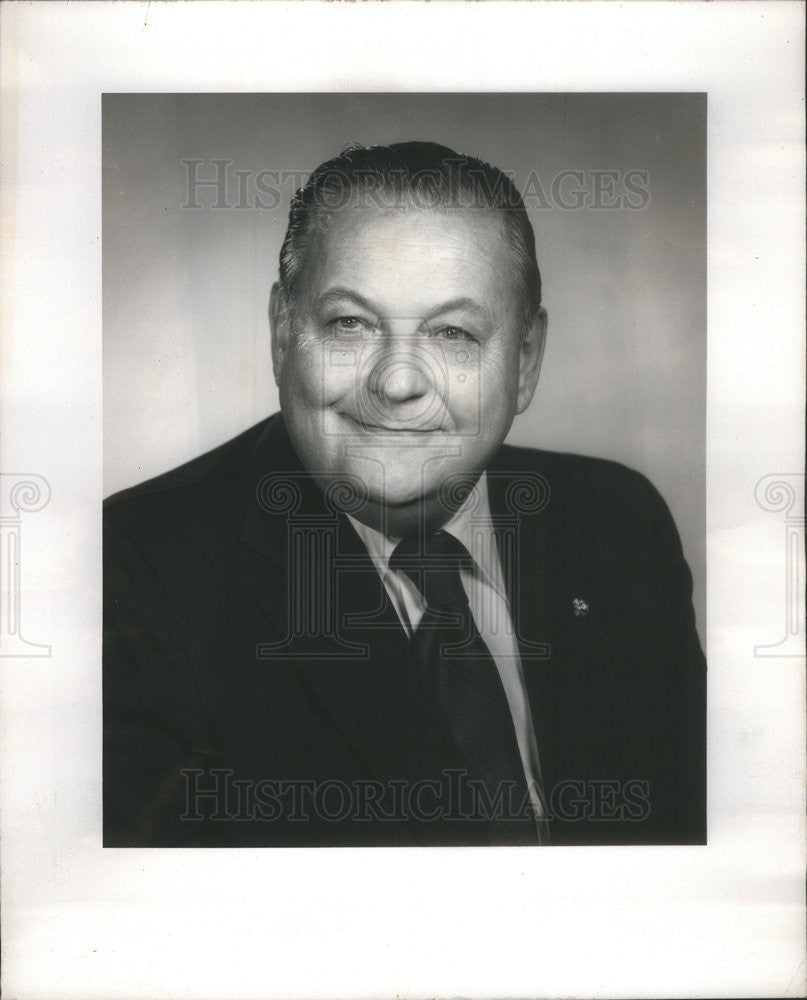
[346,473,547,826]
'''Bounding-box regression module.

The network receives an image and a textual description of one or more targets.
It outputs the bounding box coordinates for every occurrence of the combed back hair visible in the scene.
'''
[278,141,542,330]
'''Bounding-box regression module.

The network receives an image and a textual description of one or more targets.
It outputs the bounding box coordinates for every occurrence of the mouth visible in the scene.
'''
[339,413,444,434]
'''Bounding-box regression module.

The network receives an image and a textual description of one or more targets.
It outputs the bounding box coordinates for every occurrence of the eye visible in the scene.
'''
[431,325,473,342]
[330,316,371,337]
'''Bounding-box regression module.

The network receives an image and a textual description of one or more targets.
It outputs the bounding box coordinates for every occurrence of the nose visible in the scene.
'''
[367,337,431,404]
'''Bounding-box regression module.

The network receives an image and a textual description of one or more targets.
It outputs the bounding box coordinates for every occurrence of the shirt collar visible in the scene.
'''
[346,472,505,598]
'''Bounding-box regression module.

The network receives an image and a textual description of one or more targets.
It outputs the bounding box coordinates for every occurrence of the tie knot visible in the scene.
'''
[390,530,473,610]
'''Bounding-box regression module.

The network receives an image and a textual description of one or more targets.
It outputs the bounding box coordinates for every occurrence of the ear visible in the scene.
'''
[269,282,291,386]
[515,306,548,414]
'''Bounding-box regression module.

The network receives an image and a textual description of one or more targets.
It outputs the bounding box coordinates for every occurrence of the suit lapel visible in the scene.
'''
[486,462,553,659]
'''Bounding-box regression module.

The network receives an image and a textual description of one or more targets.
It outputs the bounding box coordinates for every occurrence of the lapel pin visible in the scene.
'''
[572,597,589,618]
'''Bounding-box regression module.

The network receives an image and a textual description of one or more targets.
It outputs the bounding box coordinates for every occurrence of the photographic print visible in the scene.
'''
[103,93,706,849]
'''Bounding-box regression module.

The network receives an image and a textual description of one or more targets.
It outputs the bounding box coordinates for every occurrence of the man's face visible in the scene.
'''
[271,205,546,532]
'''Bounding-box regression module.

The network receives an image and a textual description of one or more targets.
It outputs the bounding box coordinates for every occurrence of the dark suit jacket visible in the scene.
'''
[104,413,706,847]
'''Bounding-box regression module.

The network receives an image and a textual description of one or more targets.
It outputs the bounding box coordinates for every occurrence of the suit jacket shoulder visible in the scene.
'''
[104,418,272,535]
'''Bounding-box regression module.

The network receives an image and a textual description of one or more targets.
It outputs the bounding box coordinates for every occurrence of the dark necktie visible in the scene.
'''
[390,530,538,845]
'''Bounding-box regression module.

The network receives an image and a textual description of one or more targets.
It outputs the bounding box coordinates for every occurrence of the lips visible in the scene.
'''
[339,413,443,434]
[360,423,439,433]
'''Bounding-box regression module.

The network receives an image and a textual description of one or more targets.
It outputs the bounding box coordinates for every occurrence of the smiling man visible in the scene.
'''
[104,142,706,848]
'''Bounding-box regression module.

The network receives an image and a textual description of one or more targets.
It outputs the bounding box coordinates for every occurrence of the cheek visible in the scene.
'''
[477,348,519,416]
[286,338,353,406]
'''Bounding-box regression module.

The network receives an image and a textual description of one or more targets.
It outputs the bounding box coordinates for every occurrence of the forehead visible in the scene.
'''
[300,206,519,314]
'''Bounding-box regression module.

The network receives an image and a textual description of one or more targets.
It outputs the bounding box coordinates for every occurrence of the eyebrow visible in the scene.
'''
[314,288,379,315]
[314,287,491,324]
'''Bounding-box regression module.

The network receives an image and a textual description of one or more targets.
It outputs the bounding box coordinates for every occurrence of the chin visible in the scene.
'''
[356,493,444,537]
[364,481,430,509]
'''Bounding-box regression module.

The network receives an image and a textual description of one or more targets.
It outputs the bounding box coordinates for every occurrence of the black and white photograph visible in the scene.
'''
[103,93,707,849]
[1,3,803,999]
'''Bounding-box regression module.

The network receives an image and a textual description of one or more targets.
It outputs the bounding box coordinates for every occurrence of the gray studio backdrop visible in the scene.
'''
[103,93,706,644]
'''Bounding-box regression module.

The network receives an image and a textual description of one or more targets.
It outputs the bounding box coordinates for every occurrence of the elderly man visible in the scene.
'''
[104,142,706,847]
